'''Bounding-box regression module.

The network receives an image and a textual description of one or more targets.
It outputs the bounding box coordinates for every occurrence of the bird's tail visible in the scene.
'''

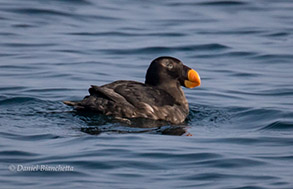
[63,101,78,106]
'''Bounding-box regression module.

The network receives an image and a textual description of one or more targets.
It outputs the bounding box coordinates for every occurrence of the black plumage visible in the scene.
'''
[64,56,201,124]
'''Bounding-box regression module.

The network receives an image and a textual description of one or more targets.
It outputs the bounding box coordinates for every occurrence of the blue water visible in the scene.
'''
[1,0,293,188]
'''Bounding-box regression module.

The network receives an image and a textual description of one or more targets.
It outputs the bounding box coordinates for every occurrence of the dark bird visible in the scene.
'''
[64,56,201,124]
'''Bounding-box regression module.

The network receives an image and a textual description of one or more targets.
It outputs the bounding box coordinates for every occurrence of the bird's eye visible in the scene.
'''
[166,63,174,70]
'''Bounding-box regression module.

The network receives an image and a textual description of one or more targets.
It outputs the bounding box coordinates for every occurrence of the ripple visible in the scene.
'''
[197,1,248,6]
[195,51,258,59]
[197,157,267,168]
[138,152,222,160]
[252,54,293,61]
[54,0,92,5]
[195,136,293,146]
[232,107,282,118]
[0,86,27,92]
[188,105,231,126]
[0,150,38,157]
[7,8,72,17]
[0,131,61,141]
[12,23,36,28]
[169,0,248,7]
[260,121,293,131]
[185,172,277,181]
[264,32,290,37]
[67,31,186,37]
[228,88,293,97]
[197,29,265,35]
[101,43,229,55]
[2,42,56,48]
[0,97,42,105]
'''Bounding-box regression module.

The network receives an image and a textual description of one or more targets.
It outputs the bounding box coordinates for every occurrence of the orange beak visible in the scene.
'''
[184,69,201,88]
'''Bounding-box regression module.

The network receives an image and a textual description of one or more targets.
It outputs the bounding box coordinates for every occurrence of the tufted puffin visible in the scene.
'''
[63,56,201,124]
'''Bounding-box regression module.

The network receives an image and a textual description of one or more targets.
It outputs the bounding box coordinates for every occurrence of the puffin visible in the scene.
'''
[64,56,201,124]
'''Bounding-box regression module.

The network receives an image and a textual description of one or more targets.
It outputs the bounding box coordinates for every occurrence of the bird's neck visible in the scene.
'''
[158,82,188,108]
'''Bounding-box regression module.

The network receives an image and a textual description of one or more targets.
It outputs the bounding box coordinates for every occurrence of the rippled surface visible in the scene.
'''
[1,0,293,188]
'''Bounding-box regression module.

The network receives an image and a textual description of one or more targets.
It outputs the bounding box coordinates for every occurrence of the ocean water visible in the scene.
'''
[1,0,293,188]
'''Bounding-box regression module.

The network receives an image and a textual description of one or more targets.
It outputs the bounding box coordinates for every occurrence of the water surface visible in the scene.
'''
[1,0,293,188]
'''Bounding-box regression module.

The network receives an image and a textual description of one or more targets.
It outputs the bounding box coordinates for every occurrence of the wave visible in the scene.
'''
[52,0,92,5]
[225,88,293,97]
[0,131,61,141]
[100,43,229,55]
[197,1,248,6]
[67,31,186,37]
[0,150,38,157]
[260,121,293,131]
[0,97,42,105]
[6,8,73,17]
[168,0,248,7]
[252,54,293,61]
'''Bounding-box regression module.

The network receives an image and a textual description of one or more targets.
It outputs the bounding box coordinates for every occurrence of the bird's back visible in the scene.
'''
[64,80,188,124]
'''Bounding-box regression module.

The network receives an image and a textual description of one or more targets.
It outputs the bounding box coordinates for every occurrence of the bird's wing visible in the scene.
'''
[107,81,176,107]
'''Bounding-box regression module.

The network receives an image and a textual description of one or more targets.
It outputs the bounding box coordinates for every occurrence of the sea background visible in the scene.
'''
[0,0,293,188]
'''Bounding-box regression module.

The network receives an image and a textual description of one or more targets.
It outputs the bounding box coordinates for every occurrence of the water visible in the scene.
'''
[1,0,293,188]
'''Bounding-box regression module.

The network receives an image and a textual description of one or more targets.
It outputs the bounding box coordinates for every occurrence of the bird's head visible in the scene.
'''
[145,56,201,89]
